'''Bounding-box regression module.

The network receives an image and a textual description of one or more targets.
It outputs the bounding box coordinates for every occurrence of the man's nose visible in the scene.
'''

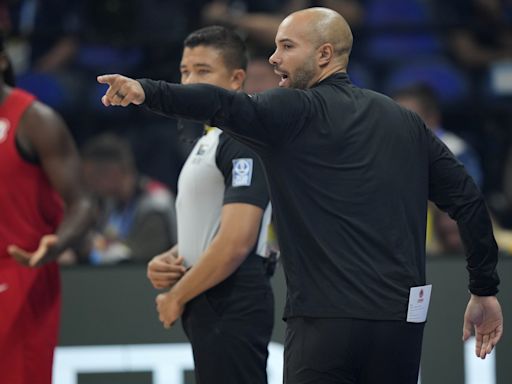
[269,50,280,66]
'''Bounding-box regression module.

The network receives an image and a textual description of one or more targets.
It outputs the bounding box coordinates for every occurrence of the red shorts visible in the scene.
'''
[0,258,61,384]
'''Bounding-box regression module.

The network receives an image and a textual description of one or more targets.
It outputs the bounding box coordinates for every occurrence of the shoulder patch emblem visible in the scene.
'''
[232,158,253,187]
[0,118,10,143]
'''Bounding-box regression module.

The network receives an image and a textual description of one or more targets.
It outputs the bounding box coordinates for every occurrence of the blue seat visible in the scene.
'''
[384,58,470,104]
[363,0,439,63]
[16,72,67,110]
[365,0,431,27]
[364,34,441,63]
[77,45,143,73]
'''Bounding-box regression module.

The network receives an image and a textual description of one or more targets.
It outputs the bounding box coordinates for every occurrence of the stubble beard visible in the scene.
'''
[289,57,317,89]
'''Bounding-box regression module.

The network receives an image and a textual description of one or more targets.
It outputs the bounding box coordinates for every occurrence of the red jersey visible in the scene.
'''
[0,88,63,384]
[0,88,63,259]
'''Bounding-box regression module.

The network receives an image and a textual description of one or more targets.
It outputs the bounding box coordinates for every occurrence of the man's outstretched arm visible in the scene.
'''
[97,74,310,148]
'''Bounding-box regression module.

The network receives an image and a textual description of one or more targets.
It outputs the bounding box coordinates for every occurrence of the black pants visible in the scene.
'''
[182,254,274,384]
[284,317,424,384]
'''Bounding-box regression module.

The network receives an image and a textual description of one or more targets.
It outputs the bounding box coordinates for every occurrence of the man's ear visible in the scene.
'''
[318,43,334,67]
[231,69,246,90]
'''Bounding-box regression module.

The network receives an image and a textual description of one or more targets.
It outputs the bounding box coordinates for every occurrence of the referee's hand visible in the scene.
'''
[156,291,184,329]
[97,74,146,107]
[462,295,503,359]
[147,250,186,289]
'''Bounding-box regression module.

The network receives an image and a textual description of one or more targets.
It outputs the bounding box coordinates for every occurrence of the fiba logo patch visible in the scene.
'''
[0,118,10,143]
[232,158,253,187]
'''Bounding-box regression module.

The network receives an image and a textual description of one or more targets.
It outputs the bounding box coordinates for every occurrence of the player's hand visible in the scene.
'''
[147,249,186,289]
[97,74,146,107]
[463,294,503,359]
[8,234,60,267]
[156,291,184,329]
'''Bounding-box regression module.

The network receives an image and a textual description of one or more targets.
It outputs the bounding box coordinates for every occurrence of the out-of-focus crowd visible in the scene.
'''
[1,0,511,262]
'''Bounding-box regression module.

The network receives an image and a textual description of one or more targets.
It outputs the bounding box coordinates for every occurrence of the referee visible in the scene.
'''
[146,26,274,384]
[99,7,503,384]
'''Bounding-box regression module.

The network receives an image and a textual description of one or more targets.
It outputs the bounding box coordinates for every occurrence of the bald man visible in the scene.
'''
[97,8,503,384]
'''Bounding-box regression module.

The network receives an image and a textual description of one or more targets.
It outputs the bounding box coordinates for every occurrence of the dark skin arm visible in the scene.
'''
[7,99,95,267]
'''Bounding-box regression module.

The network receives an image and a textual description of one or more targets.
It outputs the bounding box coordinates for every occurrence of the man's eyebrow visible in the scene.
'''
[180,63,214,69]
[277,38,295,44]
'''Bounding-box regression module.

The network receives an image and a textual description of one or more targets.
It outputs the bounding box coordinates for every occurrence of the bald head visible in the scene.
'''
[270,7,353,88]
[284,8,353,66]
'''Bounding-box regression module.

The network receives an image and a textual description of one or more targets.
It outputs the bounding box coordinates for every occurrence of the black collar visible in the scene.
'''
[315,72,352,87]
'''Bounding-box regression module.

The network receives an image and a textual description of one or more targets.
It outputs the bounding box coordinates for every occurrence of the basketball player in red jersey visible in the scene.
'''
[0,36,94,384]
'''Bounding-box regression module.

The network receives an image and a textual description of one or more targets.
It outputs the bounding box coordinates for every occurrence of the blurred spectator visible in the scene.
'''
[3,0,84,124]
[490,142,512,230]
[432,0,512,98]
[0,1,13,33]
[393,83,483,186]
[489,146,512,253]
[76,0,142,76]
[7,0,81,73]
[121,119,187,193]
[394,83,483,255]
[202,0,364,53]
[2,1,510,261]
[138,0,207,81]
[433,0,512,70]
[431,207,463,254]
[81,133,177,264]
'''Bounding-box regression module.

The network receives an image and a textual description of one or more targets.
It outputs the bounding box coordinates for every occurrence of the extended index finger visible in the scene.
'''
[97,74,123,106]
[97,74,118,85]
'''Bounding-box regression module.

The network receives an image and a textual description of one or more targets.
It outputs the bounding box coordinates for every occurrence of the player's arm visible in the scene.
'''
[156,202,264,327]
[8,102,95,266]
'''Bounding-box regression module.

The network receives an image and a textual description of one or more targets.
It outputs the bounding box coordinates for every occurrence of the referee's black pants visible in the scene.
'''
[284,317,424,384]
[182,254,274,384]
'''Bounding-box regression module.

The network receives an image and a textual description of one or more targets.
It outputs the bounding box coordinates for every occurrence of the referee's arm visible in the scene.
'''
[156,203,264,328]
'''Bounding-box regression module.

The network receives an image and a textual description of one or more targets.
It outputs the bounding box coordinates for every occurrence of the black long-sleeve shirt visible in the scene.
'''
[139,73,499,321]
